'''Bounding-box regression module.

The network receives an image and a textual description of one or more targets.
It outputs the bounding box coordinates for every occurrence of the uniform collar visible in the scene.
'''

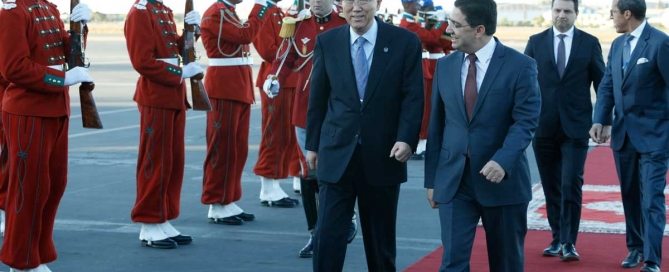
[314,11,333,24]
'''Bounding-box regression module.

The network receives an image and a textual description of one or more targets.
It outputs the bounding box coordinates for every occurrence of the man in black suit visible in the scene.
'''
[304,0,424,269]
[425,0,541,271]
[524,0,605,261]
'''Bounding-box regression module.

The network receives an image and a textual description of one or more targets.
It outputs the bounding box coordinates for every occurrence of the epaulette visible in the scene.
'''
[2,0,17,10]
[134,0,148,10]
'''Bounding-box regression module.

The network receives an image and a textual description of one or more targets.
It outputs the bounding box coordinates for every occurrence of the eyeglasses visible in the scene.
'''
[447,19,470,29]
[609,9,620,17]
[342,0,374,5]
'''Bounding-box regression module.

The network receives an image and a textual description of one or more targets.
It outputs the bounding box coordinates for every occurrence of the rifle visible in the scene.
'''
[68,0,102,129]
[183,0,211,111]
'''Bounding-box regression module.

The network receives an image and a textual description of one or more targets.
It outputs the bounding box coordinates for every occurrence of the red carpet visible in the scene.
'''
[405,228,669,271]
[406,147,669,271]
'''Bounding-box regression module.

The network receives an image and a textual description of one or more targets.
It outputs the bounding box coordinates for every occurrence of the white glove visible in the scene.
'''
[70,3,92,23]
[434,10,447,22]
[262,75,280,98]
[64,67,94,86]
[181,62,204,79]
[184,10,201,26]
[255,0,268,7]
[297,9,311,21]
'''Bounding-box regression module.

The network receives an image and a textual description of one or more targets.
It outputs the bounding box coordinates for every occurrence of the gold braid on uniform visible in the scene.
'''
[215,8,251,57]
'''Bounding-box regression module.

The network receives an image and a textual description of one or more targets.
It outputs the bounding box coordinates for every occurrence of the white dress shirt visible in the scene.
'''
[553,26,574,66]
[461,38,497,95]
[628,20,647,54]
[349,19,377,70]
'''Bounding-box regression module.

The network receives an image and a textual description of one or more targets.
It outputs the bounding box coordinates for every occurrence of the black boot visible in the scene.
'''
[299,231,314,258]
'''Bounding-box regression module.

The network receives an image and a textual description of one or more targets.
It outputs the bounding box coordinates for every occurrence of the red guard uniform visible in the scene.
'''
[273,10,346,232]
[0,75,8,214]
[0,0,78,268]
[399,13,448,143]
[125,0,188,224]
[199,0,266,207]
[281,13,346,131]
[252,1,301,182]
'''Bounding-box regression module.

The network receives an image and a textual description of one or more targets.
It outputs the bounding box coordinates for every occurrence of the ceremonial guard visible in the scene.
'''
[0,0,93,270]
[252,0,303,208]
[399,0,448,159]
[125,0,202,249]
[199,0,268,225]
[263,0,357,258]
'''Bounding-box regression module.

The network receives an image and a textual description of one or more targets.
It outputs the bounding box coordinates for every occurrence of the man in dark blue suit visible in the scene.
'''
[590,0,669,271]
[524,0,605,261]
[424,0,541,271]
[304,0,424,269]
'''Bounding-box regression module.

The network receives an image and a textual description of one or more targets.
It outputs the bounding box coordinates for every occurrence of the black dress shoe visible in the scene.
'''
[621,249,643,268]
[210,216,243,225]
[169,234,192,245]
[347,218,357,244]
[260,197,299,208]
[299,235,314,258]
[235,212,255,222]
[543,243,561,257]
[141,238,177,249]
[640,263,661,272]
[560,243,580,262]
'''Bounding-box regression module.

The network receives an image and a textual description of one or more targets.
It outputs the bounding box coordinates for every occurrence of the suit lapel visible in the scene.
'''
[362,20,392,110]
[623,24,650,84]
[545,29,558,76]
[448,52,467,123]
[334,26,360,108]
[564,28,583,78]
[471,40,505,121]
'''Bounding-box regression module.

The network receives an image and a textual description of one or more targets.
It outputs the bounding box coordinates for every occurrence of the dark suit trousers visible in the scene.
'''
[533,131,588,245]
[438,160,528,272]
[614,135,668,265]
[313,145,400,272]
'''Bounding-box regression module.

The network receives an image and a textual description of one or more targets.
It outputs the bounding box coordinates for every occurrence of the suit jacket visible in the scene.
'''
[525,28,605,139]
[305,19,424,185]
[593,23,669,153]
[424,39,541,207]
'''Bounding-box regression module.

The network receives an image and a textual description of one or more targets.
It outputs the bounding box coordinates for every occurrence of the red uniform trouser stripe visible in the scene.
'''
[419,77,433,140]
[0,120,9,210]
[131,106,185,223]
[0,113,68,269]
[201,99,249,205]
[253,88,299,179]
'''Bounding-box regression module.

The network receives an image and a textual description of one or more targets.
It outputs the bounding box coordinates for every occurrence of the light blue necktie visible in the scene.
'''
[622,34,634,72]
[353,37,368,101]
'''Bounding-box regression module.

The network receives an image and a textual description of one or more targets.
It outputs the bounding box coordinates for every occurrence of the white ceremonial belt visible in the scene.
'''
[48,65,64,71]
[422,52,445,59]
[209,57,254,67]
[157,58,180,66]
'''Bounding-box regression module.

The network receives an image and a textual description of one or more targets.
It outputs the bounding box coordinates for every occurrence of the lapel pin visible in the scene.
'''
[383,47,389,53]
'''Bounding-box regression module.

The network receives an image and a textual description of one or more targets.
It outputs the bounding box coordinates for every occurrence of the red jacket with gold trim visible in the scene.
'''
[0,0,75,117]
[125,0,187,110]
[272,11,345,128]
[253,3,297,89]
[200,1,266,104]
